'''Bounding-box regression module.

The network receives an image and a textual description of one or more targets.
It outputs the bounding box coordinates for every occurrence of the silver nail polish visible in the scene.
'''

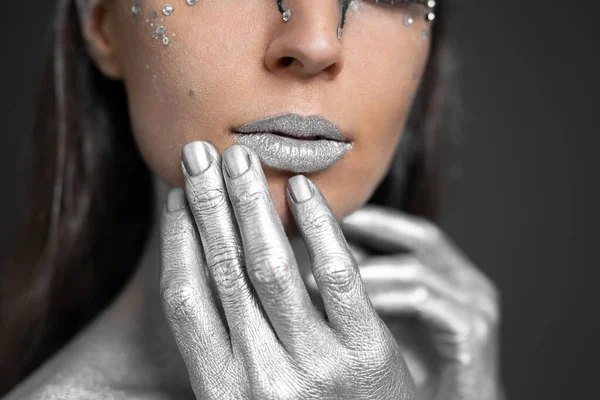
[182,142,211,176]
[224,146,250,178]
[288,175,313,203]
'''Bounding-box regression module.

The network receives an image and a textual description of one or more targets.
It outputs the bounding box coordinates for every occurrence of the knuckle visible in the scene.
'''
[454,313,495,351]
[302,210,337,237]
[230,185,268,215]
[161,282,201,320]
[315,261,358,295]
[187,184,229,215]
[471,316,493,343]
[248,258,294,295]
[249,371,299,400]
[210,254,250,295]
[162,213,197,247]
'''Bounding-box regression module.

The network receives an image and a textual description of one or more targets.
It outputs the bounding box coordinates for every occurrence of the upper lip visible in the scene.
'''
[233,114,349,142]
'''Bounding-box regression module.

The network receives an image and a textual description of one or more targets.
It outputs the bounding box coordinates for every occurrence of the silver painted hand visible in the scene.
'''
[160,141,416,400]
[337,207,502,400]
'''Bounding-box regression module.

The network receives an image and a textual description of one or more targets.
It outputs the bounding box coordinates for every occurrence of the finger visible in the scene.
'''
[356,256,496,323]
[304,253,497,326]
[222,145,321,356]
[368,286,480,365]
[159,188,232,391]
[341,206,498,298]
[181,141,276,352]
[286,175,377,340]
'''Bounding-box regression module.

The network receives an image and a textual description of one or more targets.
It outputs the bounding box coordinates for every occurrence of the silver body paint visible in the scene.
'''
[5,150,502,399]
[5,1,498,398]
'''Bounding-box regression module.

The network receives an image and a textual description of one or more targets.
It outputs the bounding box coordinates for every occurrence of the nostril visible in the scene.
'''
[279,57,294,67]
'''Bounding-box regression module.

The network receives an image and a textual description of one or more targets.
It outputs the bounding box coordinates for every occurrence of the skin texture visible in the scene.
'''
[4,1,502,399]
[162,142,415,399]
[86,0,431,228]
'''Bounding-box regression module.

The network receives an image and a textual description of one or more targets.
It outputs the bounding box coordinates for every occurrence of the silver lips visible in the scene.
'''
[233,114,353,173]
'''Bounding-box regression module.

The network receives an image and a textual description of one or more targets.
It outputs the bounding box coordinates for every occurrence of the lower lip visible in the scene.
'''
[232,133,353,173]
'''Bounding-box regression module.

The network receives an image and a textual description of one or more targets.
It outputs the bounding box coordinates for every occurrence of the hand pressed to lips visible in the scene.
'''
[160,141,415,399]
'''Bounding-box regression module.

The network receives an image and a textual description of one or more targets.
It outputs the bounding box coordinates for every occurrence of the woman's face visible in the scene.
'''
[101,0,431,229]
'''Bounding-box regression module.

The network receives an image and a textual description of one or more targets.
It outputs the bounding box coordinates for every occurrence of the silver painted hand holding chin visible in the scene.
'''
[160,141,416,400]
[338,208,502,400]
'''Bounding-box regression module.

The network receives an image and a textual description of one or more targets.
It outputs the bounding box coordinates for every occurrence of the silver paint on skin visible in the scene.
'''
[233,114,353,173]
[15,2,501,399]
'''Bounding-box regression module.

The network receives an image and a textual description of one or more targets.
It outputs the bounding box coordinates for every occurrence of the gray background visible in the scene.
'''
[1,1,598,399]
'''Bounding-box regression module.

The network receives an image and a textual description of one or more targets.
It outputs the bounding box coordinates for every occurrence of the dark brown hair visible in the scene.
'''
[0,0,450,394]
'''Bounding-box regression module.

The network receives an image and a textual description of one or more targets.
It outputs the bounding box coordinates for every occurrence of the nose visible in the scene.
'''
[265,0,344,79]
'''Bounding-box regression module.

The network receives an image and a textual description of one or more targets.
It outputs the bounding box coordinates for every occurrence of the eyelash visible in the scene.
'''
[340,0,435,29]
[364,0,423,6]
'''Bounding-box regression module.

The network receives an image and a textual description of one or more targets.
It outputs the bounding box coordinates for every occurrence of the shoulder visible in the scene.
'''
[6,385,109,400]
[6,384,189,400]
[3,328,191,400]
[4,366,190,400]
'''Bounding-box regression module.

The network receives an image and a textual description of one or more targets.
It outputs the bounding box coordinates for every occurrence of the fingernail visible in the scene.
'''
[288,175,313,203]
[182,141,211,176]
[223,145,250,178]
[167,188,186,212]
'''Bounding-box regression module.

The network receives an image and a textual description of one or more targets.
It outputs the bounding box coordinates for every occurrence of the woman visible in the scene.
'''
[0,0,501,398]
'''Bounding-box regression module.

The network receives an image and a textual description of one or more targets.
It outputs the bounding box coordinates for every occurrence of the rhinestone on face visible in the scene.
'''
[186,0,198,5]
[337,27,343,40]
[403,15,414,27]
[163,4,174,16]
[163,36,170,45]
[131,0,142,16]
[282,9,292,22]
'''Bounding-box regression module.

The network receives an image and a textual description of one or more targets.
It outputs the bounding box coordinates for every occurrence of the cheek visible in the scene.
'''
[114,3,268,186]
[112,1,431,228]
[333,10,430,211]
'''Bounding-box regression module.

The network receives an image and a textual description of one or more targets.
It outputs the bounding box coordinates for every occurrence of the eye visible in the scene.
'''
[363,0,431,12]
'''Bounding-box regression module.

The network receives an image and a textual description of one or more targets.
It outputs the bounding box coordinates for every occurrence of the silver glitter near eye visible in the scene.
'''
[163,4,174,16]
[131,0,142,16]
[186,0,198,5]
[152,23,171,45]
[403,15,414,26]
[337,27,343,40]
[282,9,292,22]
